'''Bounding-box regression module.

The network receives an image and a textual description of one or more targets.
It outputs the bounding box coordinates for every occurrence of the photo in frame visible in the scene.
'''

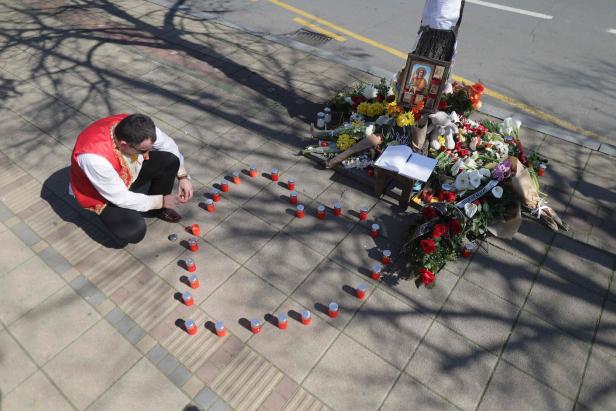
[398,53,451,114]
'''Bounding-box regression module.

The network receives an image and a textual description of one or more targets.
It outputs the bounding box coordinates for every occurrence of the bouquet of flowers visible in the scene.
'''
[440,81,485,116]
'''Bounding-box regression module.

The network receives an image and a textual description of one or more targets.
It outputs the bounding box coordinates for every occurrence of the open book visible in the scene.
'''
[374,145,437,182]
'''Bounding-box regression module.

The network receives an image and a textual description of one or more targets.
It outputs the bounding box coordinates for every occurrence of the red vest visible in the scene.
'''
[70,114,132,214]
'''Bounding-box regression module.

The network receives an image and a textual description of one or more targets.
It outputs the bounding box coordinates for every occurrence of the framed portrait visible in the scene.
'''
[397,53,451,113]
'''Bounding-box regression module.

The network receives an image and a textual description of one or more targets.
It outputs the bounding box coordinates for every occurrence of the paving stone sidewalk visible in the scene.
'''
[1,1,615,410]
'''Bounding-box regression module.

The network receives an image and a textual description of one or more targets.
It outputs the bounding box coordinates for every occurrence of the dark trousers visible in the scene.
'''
[99,151,179,244]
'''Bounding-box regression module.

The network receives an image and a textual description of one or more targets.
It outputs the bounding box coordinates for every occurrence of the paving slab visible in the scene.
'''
[304,333,398,411]
[1,371,73,411]
[44,320,141,409]
[577,347,616,410]
[407,322,498,410]
[381,373,456,411]
[0,328,38,394]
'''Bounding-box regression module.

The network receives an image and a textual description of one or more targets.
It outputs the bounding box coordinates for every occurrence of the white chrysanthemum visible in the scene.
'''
[455,171,470,191]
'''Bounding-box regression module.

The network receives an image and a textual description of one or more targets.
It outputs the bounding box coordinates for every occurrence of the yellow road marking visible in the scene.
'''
[293,17,347,42]
[268,0,603,141]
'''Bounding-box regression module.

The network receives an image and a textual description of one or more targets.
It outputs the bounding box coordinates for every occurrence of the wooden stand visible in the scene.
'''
[374,166,415,210]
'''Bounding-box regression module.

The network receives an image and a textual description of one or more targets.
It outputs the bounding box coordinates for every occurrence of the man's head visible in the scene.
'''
[114,114,156,155]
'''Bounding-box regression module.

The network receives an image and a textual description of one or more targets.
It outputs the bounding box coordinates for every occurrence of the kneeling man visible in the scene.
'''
[69,113,194,244]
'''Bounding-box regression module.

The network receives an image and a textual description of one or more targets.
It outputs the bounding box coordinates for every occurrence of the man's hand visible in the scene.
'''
[178,178,194,203]
[163,194,180,209]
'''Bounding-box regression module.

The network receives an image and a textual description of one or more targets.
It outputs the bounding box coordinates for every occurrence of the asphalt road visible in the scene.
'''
[179,0,616,142]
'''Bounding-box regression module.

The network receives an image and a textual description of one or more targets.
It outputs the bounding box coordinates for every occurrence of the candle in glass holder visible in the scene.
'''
[371,263,382,281]
[316,112,325,129]
[205,198,216,212]
[359,207,368,221]
[232,171,241,184]
[185,258,196,272]
[289,191,298,205]
[381,249,392,265]
[461,243,475,258]
[271,167,279,181]
[295,204,305,218]
[182,291,194,306]
[220,180,229,192]
[356,283,368,299]
[251,319,262,334]
[334,202,342,217]
[215,320,226,337]
[366,167,374,177]
[191,224,201,236]
[277,313,288,330]
[370,223,380,238]
[211,188,221,202]
[287,177,296,191]
[249,164,258,178]
[185,319,198,335]
[188,274,200,289]
[324,107,332,124]
[538,163,547,176]
[188,237,199,252]
[301,309,312,325]
[328,302,339,318]
[316,204,326,220]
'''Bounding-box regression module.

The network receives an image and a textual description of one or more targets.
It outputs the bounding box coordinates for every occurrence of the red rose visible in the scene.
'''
[458,149,470,158]
[438,99,449,110]
[449,219,462,235]
[418,267,435,286]
[471,83,485,95]
[376,94,384,102]
[420,239,436,254]
[446,191,456,203]
[423,207,438,221]
[432,224,448,238]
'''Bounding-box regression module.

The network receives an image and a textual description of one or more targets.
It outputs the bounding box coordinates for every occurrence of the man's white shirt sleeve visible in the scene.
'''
[76,154,163,212]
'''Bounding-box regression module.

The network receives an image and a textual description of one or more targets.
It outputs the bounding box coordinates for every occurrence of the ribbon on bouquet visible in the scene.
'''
[455,180,499,209]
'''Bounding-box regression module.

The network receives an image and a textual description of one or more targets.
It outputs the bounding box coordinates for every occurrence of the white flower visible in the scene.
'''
[450,111,460,123]
[451,159,464,176]
[464,157,478,169]
[464,203,478,218]
[344,96,353,105]
[387,86,395,97]
[499,117,522,135]
[472,151,480,160]
[455,172,470,191]
[361,84,378,100]
[468,170,482,189]
[365,125,375,137]
[491,186,503,198]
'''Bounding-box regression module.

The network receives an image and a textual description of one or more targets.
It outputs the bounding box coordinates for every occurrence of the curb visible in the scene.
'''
[145,0,616,157]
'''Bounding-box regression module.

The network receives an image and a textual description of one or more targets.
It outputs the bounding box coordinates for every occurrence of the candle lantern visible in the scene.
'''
[206,198,216,212]
[287,177,296,191]
[271,167,279,181]
[249,164,258,178]
[188,274,200,289]
[301,309,312,325]
[538,163,547,176]
[211,188,221,202]
[371,263,382,281]
[289,191,298,205]
[251,319,262,334]
[185,319,198,335]
[220,180,229,193]
[182,291,194,306]
[334,202,342,217]
[370,223,380,238]
[232,171,241,184]
[359,207,368,221]
[295,204,305,218]
[316,112,325,129]
[328,302,339,318]
[356,283,368,299]
[188,237,199,252]
[277,313,288,330]
[381,249,392,265]
[316,205,326,220]
[185,258,196,272]
[215,320,226,337]
[324,107,332,124]
[191,224,201,236]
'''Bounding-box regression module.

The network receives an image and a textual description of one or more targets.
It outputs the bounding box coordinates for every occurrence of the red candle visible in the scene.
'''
[359,207,368,221]
[538,163,546,176]
[182,291,194,307]
[232,171,241,184]
[277,313,288,330]
[220,180,229,193]
[366,167,374,177]
[370,223,380,239]
[316,205,326,220]
[188,237,199,252]
[188,274,200,289]
[381,249,392,265]
[185,319,198,335]
[251,319,262,334]
[185,258,196,272]
[215,320,226,337]
[371,263,382,281]
[461,243,475,258]
[355,283,368,299]
[295,204,305,218]
[301,309,312,325]
[206,199,216,212]
[328,302,339,318]
[289,191,298,205]
[271,168,279,181]
[333,202,342,217]
[211,189,221,202]
[249,165,257,178]
[191,224,201,236]
[287,178,296,191]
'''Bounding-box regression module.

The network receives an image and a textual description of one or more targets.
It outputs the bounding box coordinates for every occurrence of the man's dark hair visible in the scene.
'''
[115,114,157,145]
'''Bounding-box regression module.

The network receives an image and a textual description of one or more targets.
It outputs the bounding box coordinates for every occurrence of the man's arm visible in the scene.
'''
[152,127,188,178]
[77,154,163,212]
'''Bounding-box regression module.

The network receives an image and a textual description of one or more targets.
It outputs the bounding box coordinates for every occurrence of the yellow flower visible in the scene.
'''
[395,111,415,127]
[357,102,369,116]
[387,101,400,116]
[336,134,356,151]
[437,135,446,146]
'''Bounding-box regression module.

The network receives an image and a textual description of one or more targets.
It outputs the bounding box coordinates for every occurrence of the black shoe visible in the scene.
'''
[153,208,182,223]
